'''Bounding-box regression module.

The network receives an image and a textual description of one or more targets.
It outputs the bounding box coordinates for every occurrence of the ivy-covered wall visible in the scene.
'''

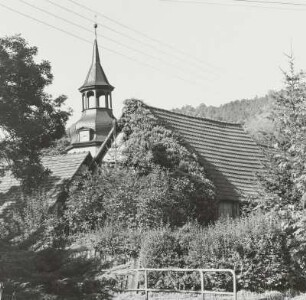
[64,99,217,234]
[118,99,217,224]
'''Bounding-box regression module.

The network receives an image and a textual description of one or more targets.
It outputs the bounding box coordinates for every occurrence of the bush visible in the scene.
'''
[93,225,143,264]
[64,164,214,234]
[187,213,294,292]
[2,189,59,248]
[139,214,301,292]
[140,227,184,268]
[140,227,196,290]
[68,224,143,266]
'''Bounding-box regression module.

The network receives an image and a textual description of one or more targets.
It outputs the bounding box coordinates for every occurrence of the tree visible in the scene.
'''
[252,59,306,284]
[257,56,306,213]
[0,35,71,189]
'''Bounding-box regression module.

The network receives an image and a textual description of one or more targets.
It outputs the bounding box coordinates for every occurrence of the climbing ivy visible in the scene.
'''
[64,99,217,236]
[118,99,217,224]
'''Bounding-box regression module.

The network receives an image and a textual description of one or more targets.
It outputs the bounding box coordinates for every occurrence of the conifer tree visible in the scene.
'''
[258,56,306,212]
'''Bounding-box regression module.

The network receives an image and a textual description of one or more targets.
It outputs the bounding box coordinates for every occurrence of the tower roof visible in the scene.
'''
[79,38,114,92]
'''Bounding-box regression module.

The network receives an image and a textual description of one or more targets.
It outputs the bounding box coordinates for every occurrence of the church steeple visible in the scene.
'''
[79,24,114,111]
[67,24,116,157]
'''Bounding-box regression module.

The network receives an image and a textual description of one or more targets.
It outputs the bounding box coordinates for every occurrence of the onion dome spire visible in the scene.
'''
[67,23,116,157]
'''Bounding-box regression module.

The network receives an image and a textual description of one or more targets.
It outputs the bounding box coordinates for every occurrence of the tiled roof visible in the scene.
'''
[0,152,91,218]
[147,105,265,202]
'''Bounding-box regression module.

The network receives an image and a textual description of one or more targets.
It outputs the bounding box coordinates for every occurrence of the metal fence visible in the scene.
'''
[115,268,237,300]
[0,268,237,300]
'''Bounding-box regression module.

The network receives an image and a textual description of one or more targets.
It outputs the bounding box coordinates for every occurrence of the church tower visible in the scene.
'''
[68,24,115,157]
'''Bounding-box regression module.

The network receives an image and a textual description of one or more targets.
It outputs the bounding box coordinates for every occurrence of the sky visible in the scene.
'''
[1,0,306,125]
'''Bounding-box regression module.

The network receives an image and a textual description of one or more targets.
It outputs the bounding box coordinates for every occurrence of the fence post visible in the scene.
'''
[232,270,237,300]
[200,270,205,300]
[0,282,3,300]
[144,269,148,300]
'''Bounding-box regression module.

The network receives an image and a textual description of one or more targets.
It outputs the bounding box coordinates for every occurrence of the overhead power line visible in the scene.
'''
[160,0,306,10]
[19,0,215,81]
[45,0,165,52]
[44,0,219,76]
[65,0,219,71]
[238,0,306,5]
[220,0,306,6]
[0,1,203,86]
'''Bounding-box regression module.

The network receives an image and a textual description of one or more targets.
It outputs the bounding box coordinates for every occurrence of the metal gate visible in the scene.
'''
[118,268,237,300]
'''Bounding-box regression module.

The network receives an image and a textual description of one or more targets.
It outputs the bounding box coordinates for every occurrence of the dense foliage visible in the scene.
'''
[140,214,304,292]
[0,241,115,299]
[65,166,203,231]
[119,99,216,222]
[0,35,71,189]
[63,99,216,235]
[257,59,306,213]
[63,213,306,293]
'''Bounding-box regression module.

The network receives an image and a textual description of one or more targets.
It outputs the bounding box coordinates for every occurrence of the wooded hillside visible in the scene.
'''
[173,94,274,143]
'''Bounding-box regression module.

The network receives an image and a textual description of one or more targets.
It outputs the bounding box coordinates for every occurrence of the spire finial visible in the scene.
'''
[94,15,97,39]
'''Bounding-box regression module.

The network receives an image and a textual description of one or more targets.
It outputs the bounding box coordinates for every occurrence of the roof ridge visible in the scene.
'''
[146,104,243,127]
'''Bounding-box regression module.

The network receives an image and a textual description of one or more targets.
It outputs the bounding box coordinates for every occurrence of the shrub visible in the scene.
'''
[140,227,195,290]
[93,225,143,264]
[140,227,184,268]
[68,224,143,266]
[3,189,59,247]
[139,213,300,292]
[187,213,294,292]
[64,164,213,233]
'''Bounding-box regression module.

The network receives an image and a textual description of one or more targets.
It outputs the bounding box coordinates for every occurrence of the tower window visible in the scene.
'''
[87,91,95,108]
[79,129,94,142]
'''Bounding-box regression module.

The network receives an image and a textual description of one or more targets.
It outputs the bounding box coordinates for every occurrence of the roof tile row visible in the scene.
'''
[148,105,265,201]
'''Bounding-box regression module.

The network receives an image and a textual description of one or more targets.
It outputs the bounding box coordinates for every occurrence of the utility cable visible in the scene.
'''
[62,0,220,72]
[223,0,306,6]
[160,0,306,10]
[0,1,203,86]
[19,0,215,81]
[45,0,218,75]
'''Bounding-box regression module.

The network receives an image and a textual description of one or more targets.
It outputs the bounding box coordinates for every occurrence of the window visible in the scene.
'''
[79,130,90,142]
[87,91,95,108]
[79,129,94,142]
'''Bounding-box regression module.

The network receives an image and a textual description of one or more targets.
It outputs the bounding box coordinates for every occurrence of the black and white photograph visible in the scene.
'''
[1,0,306,299]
